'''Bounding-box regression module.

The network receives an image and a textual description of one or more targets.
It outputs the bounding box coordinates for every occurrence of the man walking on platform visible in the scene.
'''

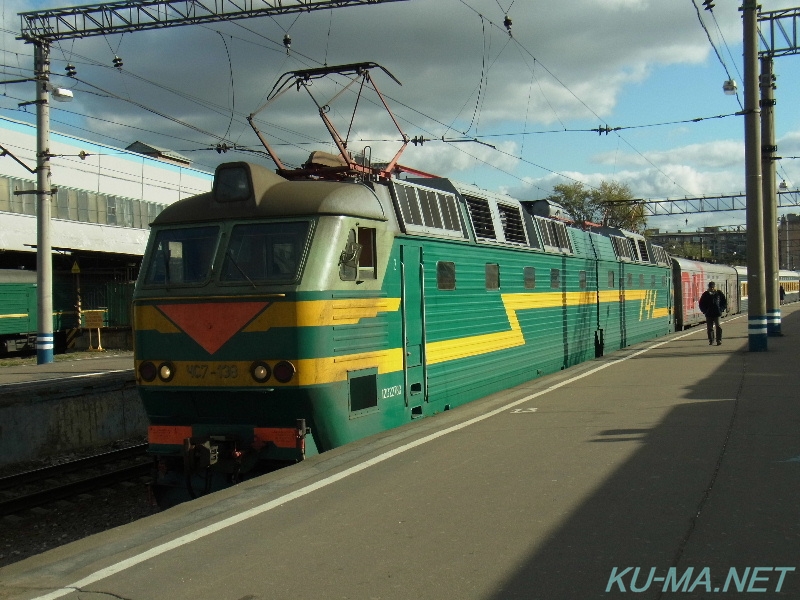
[699,281,727,346]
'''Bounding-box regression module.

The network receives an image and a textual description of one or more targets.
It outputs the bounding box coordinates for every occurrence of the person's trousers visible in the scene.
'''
[706,316,722,343]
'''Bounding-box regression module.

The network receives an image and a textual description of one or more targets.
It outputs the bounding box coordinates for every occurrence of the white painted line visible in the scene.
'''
[0,370,132,388]
[31,328,704,600]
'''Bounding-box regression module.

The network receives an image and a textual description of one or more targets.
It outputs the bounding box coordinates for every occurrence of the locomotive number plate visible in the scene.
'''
[186,363,240,379]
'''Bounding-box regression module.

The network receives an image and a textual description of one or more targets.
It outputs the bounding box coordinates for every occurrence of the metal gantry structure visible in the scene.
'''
[15,0,409,364]
[19,0,409,40]
[632,188,800,217]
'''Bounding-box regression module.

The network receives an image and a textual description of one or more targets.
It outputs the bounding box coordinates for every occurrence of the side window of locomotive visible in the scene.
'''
[524,266,536,289]
[579,270,587,289]
[357,227,377,280]
[485,263,500,290]
[339,229,361,281]
[608,271,615,288]
[221,221,309,283]
[340,227,378,281]
[550,269,561,289]
[145,226,219,285]
[437,261,456,290]
[639,274,645,288]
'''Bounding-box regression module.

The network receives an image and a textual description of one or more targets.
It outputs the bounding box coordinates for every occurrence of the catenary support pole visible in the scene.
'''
[34,41,54,364]
[743,0,767,351]
[760,55,781,336]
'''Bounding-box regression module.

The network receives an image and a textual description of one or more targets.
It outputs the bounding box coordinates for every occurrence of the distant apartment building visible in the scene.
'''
[779,214,800,270]
[646,227,747,265]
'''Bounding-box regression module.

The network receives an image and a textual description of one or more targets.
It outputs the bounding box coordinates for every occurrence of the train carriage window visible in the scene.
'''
[579,270,587,289]
[651,274,656,288]
[145,225,219,285]
[437,261,456,290]
[550,269,561,289]
[639,274,645,288]
[524,266,536,289]
[485,263,500,290]
[609,271,615,288]
[222,221,310,283]
[627,273,633,287]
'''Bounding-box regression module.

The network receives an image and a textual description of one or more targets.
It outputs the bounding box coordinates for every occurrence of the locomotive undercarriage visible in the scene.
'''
[148,419,311,507]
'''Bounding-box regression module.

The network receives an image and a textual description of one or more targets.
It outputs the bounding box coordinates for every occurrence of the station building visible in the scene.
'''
[0,116,213,335]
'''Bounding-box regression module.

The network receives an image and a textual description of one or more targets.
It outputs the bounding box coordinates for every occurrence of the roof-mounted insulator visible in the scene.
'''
[112,55,123,69]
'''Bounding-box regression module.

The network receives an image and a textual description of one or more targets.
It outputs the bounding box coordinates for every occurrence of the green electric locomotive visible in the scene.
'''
[133,159,672,500]
[132,63,673,501]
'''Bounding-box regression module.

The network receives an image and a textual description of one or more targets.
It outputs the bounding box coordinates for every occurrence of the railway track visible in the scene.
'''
[0,444,152,517]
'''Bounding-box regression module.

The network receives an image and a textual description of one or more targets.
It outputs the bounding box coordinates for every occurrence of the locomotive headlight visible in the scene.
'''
[251,361,271,383]
[273,360,296,383]
[158,362,175,382]
[139,361,157,382]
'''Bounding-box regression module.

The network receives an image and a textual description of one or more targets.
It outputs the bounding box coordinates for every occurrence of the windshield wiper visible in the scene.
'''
[227,250,257,289]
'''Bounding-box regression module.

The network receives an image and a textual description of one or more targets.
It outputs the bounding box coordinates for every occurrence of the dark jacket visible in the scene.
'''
[699,289,727,318]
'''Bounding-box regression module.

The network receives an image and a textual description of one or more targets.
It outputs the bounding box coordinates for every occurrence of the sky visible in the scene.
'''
[2,0,800,233]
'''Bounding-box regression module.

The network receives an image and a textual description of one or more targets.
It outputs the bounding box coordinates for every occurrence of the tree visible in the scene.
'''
[545,182,601,227]
[591,181,647,233]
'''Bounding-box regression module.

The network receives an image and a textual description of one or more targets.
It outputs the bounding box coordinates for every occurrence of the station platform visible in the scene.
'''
[0,351,133,388]
[1,307,798,599]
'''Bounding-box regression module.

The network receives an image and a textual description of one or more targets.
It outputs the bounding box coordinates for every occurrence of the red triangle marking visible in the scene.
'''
[157,302,269,355]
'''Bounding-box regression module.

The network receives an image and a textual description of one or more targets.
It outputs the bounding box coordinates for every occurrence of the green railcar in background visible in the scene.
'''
[0,269,135,355]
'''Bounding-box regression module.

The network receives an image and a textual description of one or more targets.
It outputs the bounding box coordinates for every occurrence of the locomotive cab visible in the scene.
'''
[134,161,398,503]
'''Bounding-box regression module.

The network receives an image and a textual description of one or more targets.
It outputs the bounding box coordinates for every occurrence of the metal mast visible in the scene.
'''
[757,7,800,338]
[16,0,410,363]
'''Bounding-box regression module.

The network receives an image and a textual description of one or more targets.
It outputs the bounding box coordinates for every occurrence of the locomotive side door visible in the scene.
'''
[400,244,427,410]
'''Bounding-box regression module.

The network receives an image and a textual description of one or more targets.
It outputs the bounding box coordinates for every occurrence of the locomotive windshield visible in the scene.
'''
[220,221,310,283]
[144,226,219,285]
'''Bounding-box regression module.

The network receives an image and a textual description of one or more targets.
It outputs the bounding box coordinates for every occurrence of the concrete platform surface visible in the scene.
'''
[1,308,798,600]
[0,351,133,388]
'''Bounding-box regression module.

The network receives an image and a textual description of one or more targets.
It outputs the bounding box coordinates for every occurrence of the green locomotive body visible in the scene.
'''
[133,161,672,499]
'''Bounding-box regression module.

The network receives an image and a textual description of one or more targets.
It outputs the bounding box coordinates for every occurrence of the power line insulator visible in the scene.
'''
[702,0,714,11]
[112,55,123,69]
[216,143,229,154]
[503,15,512,35]
[283,34,292,54]
[65,63,76,77]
